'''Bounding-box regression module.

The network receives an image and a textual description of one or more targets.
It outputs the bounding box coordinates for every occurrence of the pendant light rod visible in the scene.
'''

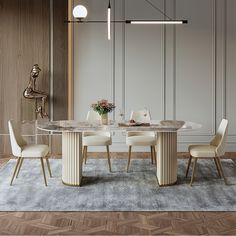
[108,0,111,40]
[65,20,124,23]
[144,0,172,20]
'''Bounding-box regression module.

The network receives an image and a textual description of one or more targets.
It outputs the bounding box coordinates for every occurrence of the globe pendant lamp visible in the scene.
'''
[73,5,88,20]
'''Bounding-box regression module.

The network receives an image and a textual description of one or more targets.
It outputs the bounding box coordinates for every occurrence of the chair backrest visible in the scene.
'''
[130,110,151,123]
[86,110,101,122]
[210,119,228,156]
[8,120,27,157]
[128,110,154,137]
[85,111,110,137]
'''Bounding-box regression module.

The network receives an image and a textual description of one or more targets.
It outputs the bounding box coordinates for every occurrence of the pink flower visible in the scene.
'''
[100,99,108,104]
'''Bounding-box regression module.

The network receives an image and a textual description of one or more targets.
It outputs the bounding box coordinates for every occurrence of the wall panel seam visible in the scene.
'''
[173,0,176,120]
[212,0,216,135]
[122,0,126,116]
[223,0,227,119]
[112,0,116,120]
[162,0,166,120]
[50,0,54,121]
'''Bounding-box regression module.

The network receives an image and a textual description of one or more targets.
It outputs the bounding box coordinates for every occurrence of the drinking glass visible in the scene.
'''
[119,108,124,121]
[144,107,148,117]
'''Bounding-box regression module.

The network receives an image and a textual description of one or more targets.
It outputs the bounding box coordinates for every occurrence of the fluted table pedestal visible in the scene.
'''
[156,132,177,186]
[62,132,83,186]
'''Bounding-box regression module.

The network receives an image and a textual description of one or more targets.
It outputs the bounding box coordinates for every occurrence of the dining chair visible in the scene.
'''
[8,120,52,186]
[186,119,228,186]
[126,110,157,172]
[83,110,112,172]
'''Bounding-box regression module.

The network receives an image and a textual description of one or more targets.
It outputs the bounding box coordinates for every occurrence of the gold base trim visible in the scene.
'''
[159,181,177,187]
[62,180,81,187]
[156,177,177,187]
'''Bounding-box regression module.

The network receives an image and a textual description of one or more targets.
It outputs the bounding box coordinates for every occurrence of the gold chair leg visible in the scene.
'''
[216,156,228,185]
[214,157,222,178]
[185,155,192,178]
[16,157,24,178]
[82,146,85,163]
[106,146,112,172]
[153,146,157,165]
[84,146,88,164]
[40,157,48,186]
[150,146,154,164]
[127,146,132,172]
[46,158,52,177]
[190,158,198,186]
[10,157,21,185]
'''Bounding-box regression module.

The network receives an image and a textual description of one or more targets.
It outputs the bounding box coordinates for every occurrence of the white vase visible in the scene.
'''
[100,113,108,125]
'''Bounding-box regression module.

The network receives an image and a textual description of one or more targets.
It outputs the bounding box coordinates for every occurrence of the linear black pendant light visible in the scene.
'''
[67,0,188,39]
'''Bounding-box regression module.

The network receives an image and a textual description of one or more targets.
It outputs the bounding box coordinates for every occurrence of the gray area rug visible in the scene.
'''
[0,158,236,211]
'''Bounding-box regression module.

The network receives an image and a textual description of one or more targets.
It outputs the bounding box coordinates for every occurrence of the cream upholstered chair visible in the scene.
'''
[126,110,157,172]
[186,119,228,186]
[8,120,52,186]
[83,111,112,172]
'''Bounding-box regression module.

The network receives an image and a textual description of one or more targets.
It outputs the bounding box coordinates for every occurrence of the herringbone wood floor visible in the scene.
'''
[0,153,236,235]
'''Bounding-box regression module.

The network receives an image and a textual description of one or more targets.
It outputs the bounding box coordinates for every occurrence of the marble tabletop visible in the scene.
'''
[37,120,201,133]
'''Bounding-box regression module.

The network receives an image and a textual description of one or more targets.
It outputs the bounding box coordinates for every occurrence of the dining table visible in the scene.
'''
[37,120,201,187]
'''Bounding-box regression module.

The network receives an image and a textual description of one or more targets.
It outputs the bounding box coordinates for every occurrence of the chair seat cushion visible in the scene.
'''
[126,136,157,146]
[83,135,112,146]
[189,145,216,158]
[21,144,49,158]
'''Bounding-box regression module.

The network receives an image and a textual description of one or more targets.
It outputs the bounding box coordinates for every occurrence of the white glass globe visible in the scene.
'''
[73,5,88,19]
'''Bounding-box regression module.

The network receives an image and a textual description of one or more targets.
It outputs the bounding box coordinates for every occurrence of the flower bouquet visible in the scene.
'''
[91,99,115,125]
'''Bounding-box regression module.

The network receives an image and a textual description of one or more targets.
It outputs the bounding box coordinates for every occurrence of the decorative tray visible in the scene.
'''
[118,122,150,127]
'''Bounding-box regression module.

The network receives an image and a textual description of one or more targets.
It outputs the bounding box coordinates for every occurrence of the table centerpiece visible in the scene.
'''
[91,99,115,125]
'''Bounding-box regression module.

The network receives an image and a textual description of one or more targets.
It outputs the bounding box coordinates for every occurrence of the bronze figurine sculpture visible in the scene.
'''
[23,64,48,118]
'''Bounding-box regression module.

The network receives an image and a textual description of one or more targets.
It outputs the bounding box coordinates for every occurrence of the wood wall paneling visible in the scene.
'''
[53,0,68,121]
[0,0,20,135]
[0,0,50,155]
[0,0,68,156]
[68,0,74,120]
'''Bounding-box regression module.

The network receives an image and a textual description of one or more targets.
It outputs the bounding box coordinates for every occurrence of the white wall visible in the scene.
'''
[73,0,236,152]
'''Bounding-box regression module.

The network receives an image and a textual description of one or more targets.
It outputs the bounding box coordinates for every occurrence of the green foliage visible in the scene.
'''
[91,99,115,115]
